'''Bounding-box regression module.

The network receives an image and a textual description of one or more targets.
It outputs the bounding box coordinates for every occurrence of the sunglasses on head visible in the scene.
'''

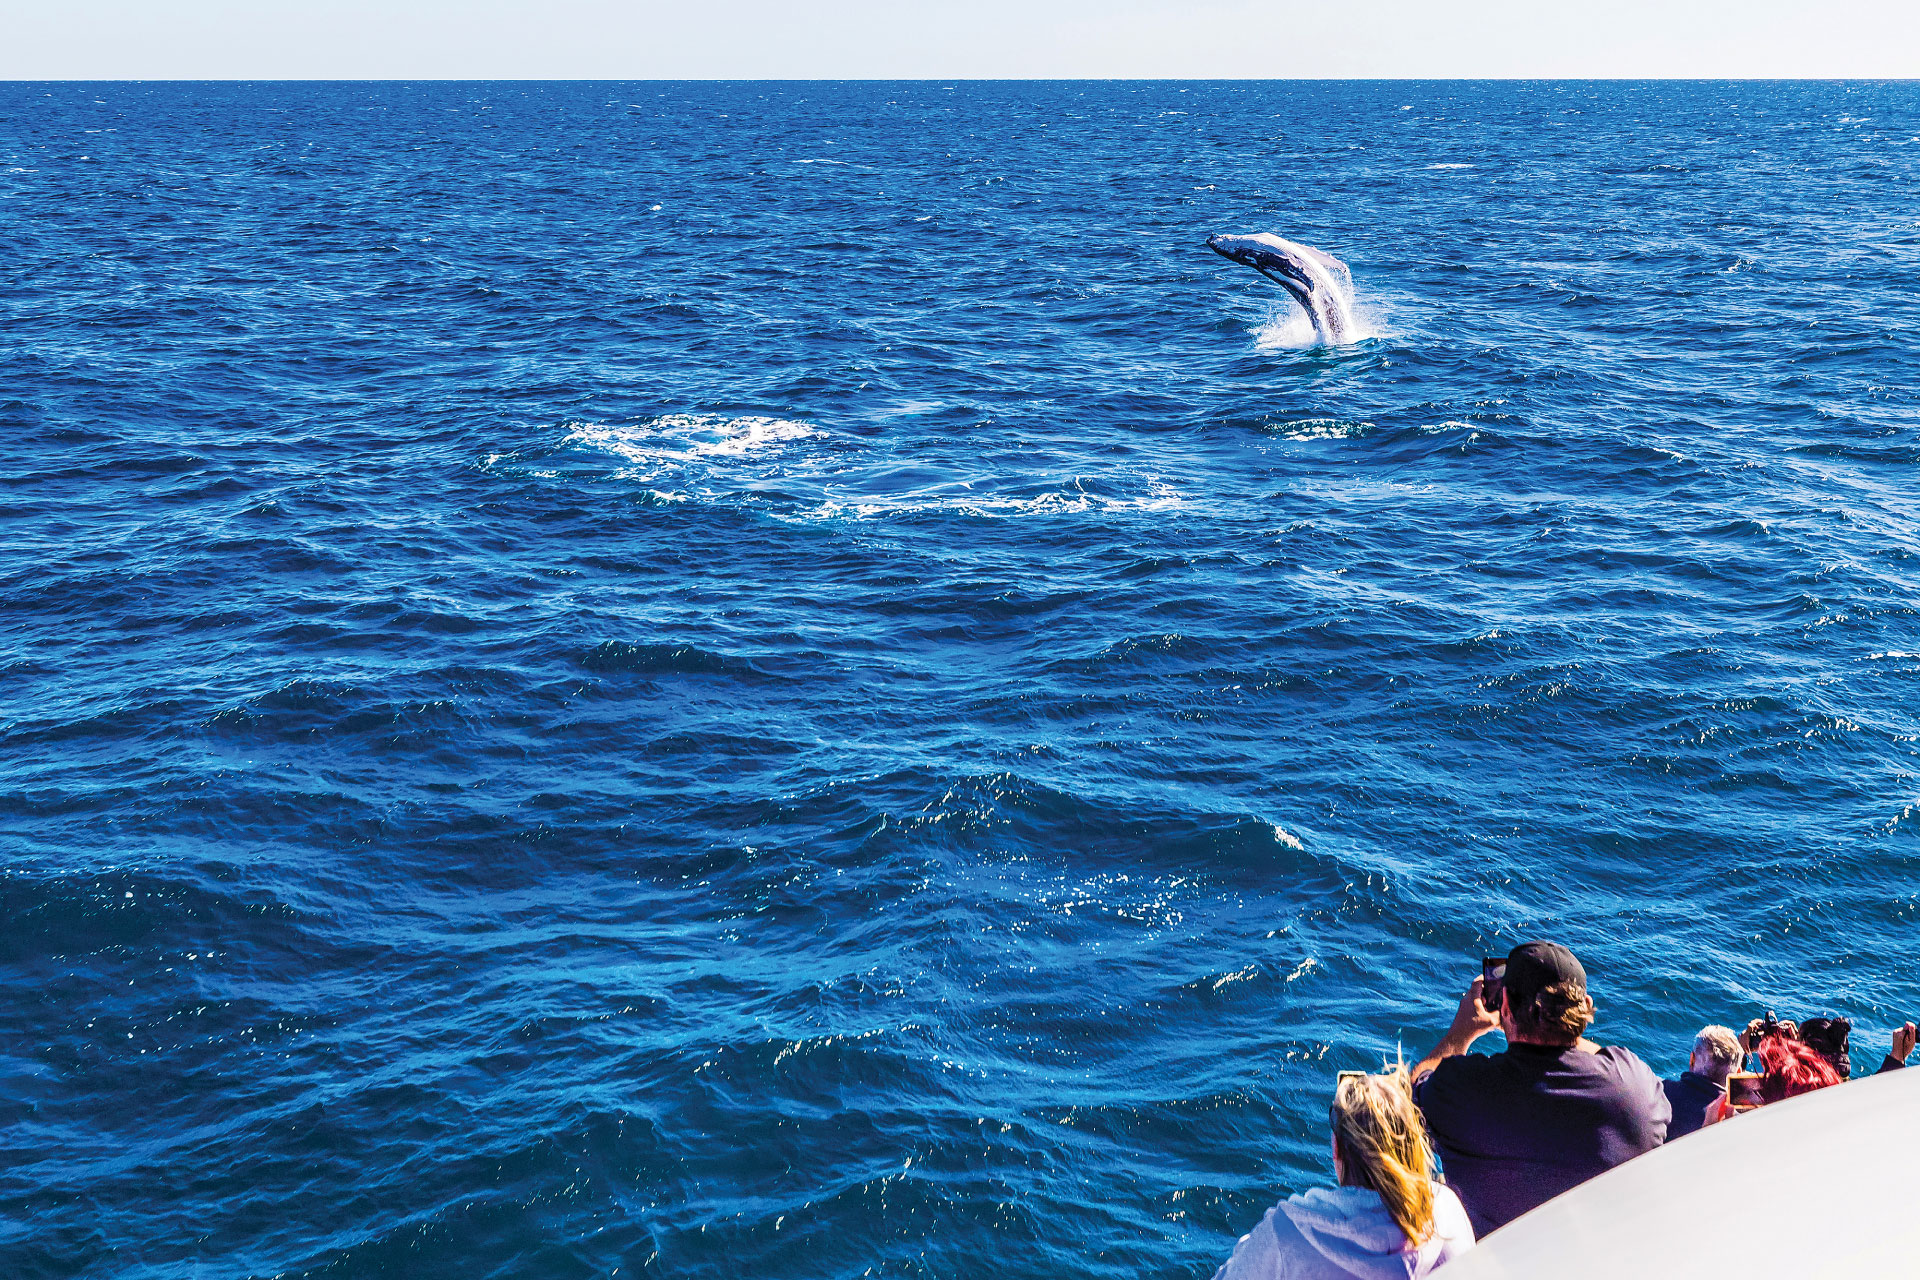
[1330,1070,1368,1119]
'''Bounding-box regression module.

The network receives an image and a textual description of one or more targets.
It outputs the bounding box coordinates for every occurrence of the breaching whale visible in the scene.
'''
[1207,233,1358,345]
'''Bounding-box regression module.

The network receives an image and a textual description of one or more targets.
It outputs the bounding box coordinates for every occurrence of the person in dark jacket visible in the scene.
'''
[1410,941,1669,1238]
[1663,1025,1742,1139]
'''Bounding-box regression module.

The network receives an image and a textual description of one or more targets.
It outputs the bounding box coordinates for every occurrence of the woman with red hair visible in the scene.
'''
[1705,1032,1842,1124]
[1752,1032,1844,1104]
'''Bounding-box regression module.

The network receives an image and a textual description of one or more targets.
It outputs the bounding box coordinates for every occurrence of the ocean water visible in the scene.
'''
[4,79,1919,1278]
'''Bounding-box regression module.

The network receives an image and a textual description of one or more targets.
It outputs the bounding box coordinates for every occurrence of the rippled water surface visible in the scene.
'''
[5,80,1920,1279]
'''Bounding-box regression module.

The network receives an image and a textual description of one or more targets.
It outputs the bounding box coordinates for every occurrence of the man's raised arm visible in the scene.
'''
[1411,974,1503,1084]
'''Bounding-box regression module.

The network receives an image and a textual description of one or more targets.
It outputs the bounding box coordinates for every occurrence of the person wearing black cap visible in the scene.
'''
[1408,941,1669,1238]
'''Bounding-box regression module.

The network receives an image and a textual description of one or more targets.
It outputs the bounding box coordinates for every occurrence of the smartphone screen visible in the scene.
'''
[1725,1072,1764,1109]
[1481,957,1506,1009]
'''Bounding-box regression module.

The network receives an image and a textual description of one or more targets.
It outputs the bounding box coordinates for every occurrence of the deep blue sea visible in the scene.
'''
[4,79,1920,1279]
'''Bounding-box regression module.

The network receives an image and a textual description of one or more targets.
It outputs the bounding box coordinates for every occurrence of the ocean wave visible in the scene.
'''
[579,640,773,679]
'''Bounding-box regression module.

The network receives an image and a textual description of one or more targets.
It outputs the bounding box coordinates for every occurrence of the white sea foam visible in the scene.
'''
[564,415,817,470]
[1427,163,1475,169]
[1212,964,1256,990]
[787,479,1184,523]
[557,417,1182,522]
[1268,418,1374,441]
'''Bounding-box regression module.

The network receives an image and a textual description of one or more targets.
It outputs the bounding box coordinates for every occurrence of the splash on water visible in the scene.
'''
[1253,302,1386,349]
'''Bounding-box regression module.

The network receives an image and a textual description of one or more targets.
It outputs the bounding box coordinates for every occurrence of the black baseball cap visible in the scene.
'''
[1503,941,1587,1009]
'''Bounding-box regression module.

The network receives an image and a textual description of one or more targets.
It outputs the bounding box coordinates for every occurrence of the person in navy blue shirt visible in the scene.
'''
[1410,941,1669,1238]
[1663,1025,1742,1139]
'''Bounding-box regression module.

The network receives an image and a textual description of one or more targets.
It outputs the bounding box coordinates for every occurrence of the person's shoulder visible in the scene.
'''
[1415,1050,1505,1110]
[1427,1181,1478,1267]
[1208,1204,1285,1280]
[1433,1049,1504,1079]
[1431,1181,1474,1238]
[1417,1050,1491,1093]
[1591,1046,1672,1120]
[1593,1044,1659,1078]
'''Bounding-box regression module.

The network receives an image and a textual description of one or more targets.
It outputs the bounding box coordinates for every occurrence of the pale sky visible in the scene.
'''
[4,0,1919,79]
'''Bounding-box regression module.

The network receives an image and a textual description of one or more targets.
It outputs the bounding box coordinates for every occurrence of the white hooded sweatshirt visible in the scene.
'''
[1209,1183,1475,1280]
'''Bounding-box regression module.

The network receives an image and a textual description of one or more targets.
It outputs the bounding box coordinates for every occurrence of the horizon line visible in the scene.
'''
[6,75,1920,84]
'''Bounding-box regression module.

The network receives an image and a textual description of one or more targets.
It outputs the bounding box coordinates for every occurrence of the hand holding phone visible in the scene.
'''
[1481,957,1507,1013]
[1724,1071,1764,1110]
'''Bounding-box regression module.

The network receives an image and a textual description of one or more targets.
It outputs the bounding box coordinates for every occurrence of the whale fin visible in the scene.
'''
[1296,245,1353,298]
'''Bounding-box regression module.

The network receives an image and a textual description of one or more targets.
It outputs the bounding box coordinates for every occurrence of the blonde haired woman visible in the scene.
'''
[1211,1068,1474,1280]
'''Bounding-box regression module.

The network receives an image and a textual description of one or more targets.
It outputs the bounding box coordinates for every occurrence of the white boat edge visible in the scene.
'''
[1435,1063,1919,1277]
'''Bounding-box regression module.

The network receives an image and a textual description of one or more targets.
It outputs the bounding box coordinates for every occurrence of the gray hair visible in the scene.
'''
[1691,1025,1743,1081]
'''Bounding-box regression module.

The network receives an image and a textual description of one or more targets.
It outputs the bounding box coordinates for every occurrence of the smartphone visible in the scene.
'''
[1725,1072,1764,1110]
[1481,957,1507,1010]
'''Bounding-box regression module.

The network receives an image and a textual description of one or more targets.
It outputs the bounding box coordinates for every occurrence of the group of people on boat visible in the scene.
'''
[1210,940,1918,1280]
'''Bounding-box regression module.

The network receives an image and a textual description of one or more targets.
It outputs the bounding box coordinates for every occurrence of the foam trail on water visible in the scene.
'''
[565,415,816,465]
